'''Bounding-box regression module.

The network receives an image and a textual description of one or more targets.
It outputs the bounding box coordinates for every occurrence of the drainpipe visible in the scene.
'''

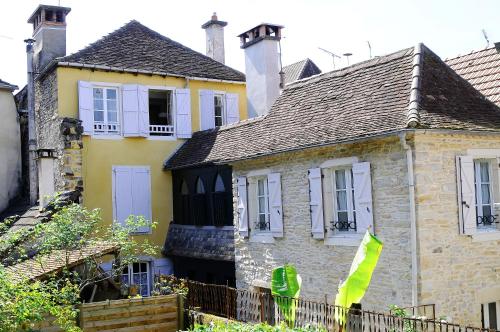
[24,38,38,205]
[400,132,418,307]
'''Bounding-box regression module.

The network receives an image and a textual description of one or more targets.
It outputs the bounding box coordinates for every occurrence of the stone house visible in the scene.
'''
[0,79,21,214]
[21,4,248,295]
[165,43,500,327]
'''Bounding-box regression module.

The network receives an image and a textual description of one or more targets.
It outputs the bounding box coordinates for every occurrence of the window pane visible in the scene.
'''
[121,275,129,285]
[489,302,497,330]
[480,162,490,182]
[337,191,347,210]
[94,99,104,110]
[107,89,117,100]
[483,205,492,217]
[258,180,265,196]
[93,88,103,99]
[335,170,347,189]
[214,174,225,192]
[196,178,205,194]
[259,213,266,223]
[259,196,266,214]
[140,285,148,296]
[94,111,104,122]
[133,274,141,284]
[481,184,491,204]
[108,111,117,123]
[337,211,348,222]
[133,262,139,272]
[107,99,117,111]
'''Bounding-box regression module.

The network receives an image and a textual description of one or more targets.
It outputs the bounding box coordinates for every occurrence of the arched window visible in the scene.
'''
[196,177,206,194]
[193,177,207,225]
[214,174,225,192]
[180,180,190,224]
[181,180,189,195]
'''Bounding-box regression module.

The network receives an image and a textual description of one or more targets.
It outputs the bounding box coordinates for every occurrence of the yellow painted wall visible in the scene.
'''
[56,67,247,254]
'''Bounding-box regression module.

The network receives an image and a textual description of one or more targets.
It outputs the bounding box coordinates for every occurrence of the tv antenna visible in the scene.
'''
[318,47,341,69]
[367,41,372,59]
[482,29,490,48]
[343,52,353,66]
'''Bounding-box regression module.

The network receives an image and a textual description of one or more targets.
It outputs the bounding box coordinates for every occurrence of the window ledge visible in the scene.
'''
[249,233,275,244]
[324,233,363,246]
[90,134,123,140]
[472,230,500,242]
[147,136,177,141]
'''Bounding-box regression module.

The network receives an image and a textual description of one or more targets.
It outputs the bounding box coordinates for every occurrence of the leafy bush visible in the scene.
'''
[190,321,326,332]
[152,274,188,297]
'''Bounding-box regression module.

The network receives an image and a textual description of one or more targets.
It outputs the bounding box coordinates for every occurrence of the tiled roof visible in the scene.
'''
[163,224,234,261]
[446,44,500,106]
[58,20,245,82]
[5,242,118,281]
[283,58,322,84]
[0,79,18,91]
[165,44,500,170]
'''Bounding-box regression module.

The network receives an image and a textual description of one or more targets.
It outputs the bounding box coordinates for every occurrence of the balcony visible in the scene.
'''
[150,124,174,136]
[330,220,357,232]
[477,214,499,228]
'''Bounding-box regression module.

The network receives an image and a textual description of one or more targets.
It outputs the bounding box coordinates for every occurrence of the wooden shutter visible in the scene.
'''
[131,167,152,233]
[457,156,476,235]
[200,90,215,130]
[237,177,249,237]
[268,173,283,237]
[78,81,93,135]
[113,166,133,226]
[352,162,374,233]
[225,93,240,124]
[308,168,325,239]
[122,84,140,136]
[138,85,150,137]
[175,89,192,138]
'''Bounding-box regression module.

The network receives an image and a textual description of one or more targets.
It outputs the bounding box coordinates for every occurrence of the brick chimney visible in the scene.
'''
[238,23,284,117]
[202,12,227,64]
[27,4,71,72]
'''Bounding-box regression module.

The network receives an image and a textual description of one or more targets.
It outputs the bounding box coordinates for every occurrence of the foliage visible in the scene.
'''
[271,264,302,328]
[190,321,326,332]
[152,274,189,297]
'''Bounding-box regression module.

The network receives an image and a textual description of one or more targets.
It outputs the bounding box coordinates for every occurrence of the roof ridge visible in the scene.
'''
[406,43,423,128]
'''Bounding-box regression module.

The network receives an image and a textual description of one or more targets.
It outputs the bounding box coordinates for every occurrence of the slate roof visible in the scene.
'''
[5,242,118,281]
[165,44,500,170]
[57,20,245,82]
[283,58,322,84]
[0,79,18,91]
[163,224,234,261]
[446,44,500,107]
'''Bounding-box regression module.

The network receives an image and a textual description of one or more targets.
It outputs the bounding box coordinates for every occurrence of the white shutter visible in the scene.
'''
[138,85,150,137]
[131,167,152,233]
[78,81,93,135]
[237,177,249,237]
[352,162,374,234]
[122,84,140,136]
[200,90,215,130]
[225,93,240,124]
[308,168,324,239]
[175,89,192,138]
[113,167,133,226]
[268,173,283,237]
[458,156,476,235]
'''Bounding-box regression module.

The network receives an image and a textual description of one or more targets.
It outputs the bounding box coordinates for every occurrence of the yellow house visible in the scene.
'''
[29,5,246,295]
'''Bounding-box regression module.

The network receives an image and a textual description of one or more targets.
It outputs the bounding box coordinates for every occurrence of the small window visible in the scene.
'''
[474,160,496,229]
[214,174,225,192]
[482,301,499,330]
[149,90,174,136]
[181,180,189,195]
[121,262,151,297]
[214,94,226,127]
[180,180,190,225]
[331,168,356,233]
[193,177,207,225]
[93,87,119,134]
[196,178,206,194]
[213,173,229,227]
[256,178,270,232]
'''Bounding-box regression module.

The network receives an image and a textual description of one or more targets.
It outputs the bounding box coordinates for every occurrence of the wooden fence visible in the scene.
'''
[186,280,498,332]
[36,294,179,332]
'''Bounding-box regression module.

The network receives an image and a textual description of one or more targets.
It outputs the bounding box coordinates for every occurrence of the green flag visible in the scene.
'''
[335,231,383,323]
[271,264,302,327]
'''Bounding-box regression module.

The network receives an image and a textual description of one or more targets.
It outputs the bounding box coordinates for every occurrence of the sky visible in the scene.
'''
[1,0,499,89]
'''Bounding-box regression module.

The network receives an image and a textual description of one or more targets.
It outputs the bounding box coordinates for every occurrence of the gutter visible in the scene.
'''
[400,132,418,307]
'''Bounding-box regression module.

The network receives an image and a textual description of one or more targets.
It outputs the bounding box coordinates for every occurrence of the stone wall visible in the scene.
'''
[231,136,413,311]
[413,131,500,326]
[35,71,83,194]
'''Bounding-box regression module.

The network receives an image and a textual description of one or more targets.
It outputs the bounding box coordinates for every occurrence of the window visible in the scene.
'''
[112,166,152,233]
[93,87,119,134]
[149,89,174,136]
[213,174,229,227]
[475,160,496,228]
[482,301,500,330]
[180,180,190,225]
[331,168,356,233]
[256,178,271,232]
[193,177,207,226]
[121,262,151,297]
[214,94,225,127]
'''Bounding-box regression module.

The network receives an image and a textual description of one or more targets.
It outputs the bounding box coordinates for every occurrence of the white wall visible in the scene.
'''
[0,89,21,213]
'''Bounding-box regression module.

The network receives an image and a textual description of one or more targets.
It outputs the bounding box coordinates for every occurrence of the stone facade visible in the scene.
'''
[231,136,414,311]
[35,71,83,194]
[413,131,500,326]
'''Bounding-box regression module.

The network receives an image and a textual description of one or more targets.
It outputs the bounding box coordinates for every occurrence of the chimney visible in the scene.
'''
[238,23,284,117]
[27,4,71,72]
[202,12,227,64]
